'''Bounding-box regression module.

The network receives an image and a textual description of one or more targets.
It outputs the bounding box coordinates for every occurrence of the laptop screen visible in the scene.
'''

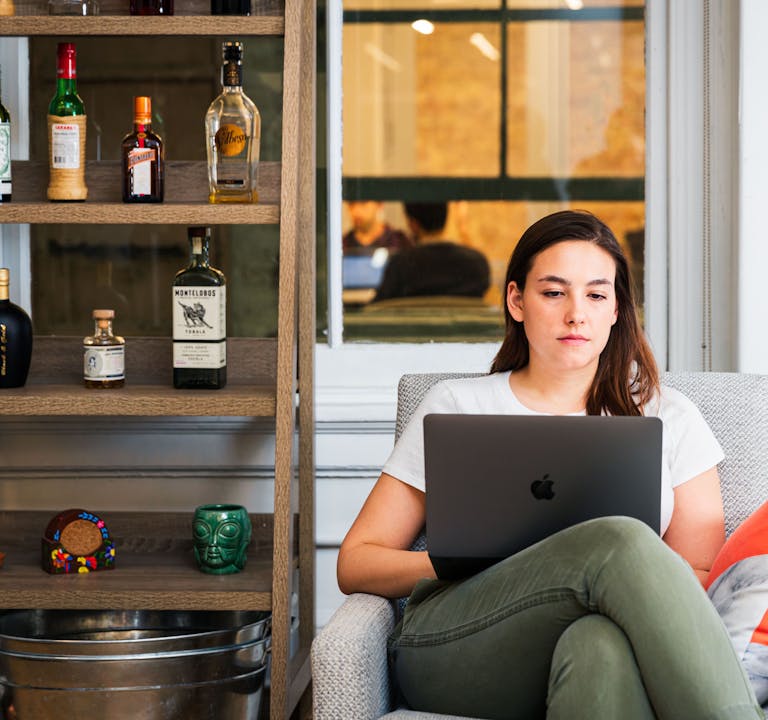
[342,248,390,290]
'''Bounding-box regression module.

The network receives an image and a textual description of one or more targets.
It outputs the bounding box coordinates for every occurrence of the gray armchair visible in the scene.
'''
[312,372,768,720]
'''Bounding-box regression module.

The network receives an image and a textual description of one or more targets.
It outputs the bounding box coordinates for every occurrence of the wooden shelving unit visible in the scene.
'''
[0,160,281,223]
[0,1,316,718]
[0,16,285,36]
[0,511,281,611]
[0,383,278,415]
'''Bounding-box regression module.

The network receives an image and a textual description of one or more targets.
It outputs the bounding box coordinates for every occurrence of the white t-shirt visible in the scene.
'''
[382,371,724,536]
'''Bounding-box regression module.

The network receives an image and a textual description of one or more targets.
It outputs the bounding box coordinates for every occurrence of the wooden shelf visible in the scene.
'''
[0,202,279,225]
[4,336,279,416]
[1,161,280,224]
[0,382,277,416]
[0,15,284,36]
[0,511,282,611]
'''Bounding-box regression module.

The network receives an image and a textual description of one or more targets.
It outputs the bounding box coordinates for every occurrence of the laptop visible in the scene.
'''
[423,413,663,580]
[342,249,391,305]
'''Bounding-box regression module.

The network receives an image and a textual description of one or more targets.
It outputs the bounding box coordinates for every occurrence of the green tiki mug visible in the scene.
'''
[193,504,252,574]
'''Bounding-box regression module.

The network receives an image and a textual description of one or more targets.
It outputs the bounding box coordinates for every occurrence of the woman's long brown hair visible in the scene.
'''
[490,210,659,416]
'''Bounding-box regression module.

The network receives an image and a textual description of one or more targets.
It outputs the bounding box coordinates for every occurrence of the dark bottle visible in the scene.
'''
[0,69,11,202]
[129,0,173,14]
[172,227,226,390]
[211,0,250,14]
[0,268,33,389]
[121,95,164,203]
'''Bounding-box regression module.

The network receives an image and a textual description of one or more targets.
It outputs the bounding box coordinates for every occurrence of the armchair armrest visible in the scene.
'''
[312,593,397,720]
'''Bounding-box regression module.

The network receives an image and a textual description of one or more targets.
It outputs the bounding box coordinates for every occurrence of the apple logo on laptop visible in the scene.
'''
[531,474,555,500]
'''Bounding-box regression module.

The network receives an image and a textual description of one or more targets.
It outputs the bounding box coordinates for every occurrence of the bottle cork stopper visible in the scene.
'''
[0,268,8,286]
[92,309,115,319]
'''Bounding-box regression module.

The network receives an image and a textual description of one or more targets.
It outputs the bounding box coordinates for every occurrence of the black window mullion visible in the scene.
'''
[342,177,644,202]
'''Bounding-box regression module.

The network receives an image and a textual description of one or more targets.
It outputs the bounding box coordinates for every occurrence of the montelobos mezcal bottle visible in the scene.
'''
[172,227,227,389]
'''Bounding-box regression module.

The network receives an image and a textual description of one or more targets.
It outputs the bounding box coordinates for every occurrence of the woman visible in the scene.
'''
[337,210,762,720]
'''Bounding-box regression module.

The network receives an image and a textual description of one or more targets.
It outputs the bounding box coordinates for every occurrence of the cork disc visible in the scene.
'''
[60,519,102,556]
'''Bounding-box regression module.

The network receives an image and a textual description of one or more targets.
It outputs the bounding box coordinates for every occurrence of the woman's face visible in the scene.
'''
[506,240,619,375]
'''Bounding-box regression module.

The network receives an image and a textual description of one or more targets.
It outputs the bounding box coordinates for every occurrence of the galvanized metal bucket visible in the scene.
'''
[0,610,270,720]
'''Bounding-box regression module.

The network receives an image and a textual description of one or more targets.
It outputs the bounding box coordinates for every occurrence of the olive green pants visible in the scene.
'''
[388,517,762,720]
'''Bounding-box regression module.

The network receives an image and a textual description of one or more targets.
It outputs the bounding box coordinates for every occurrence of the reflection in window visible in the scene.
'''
[342,3,645,343]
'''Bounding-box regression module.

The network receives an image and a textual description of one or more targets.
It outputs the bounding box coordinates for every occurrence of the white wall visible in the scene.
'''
[737,0,768,372]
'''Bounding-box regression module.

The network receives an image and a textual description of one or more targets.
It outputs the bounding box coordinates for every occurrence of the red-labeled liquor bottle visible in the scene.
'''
[47,42,87,201]
[172,227,227,389]
[0,268,32,389]
[121,96,164,203]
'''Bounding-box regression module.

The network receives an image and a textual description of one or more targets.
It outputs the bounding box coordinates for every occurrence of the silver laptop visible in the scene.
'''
[423,413,663,580]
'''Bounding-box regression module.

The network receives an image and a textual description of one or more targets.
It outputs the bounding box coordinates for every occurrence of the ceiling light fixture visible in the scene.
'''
[411,19,435,35]
[470,32,500,61]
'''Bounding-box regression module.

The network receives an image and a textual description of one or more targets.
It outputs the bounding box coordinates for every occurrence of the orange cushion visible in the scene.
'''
[706,499,768,706]
[707,500,768,590]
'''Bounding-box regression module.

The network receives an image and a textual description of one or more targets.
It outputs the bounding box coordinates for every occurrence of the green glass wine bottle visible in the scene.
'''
[47,42,87,201]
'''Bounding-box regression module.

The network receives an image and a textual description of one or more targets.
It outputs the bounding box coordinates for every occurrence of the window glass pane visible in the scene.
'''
[343,22,500,177]
[341,3,645,343]
[506,19,644,177]
[31,225,280,338]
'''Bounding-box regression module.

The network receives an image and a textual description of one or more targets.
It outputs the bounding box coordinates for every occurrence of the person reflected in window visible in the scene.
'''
[342,200,411,253]
[373,202,490,302]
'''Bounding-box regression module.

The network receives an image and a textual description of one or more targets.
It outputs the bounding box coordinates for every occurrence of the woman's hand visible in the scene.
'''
[663,466,725,586]
[337,473,436,598]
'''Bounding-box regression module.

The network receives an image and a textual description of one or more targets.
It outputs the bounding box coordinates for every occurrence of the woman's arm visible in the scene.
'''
[663,466,725,585]
[337,472,436,598]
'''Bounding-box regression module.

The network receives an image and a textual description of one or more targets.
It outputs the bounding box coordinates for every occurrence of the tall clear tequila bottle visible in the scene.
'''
[205,41,260,203]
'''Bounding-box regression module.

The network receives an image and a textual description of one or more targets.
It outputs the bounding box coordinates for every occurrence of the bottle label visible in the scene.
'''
[172,286,226,369]
[84,345,125,381]
[0,122,11,191]
[128,148,155,196]
[172,340,226,369]
[51,123,81,169]
[215,124,247,157]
